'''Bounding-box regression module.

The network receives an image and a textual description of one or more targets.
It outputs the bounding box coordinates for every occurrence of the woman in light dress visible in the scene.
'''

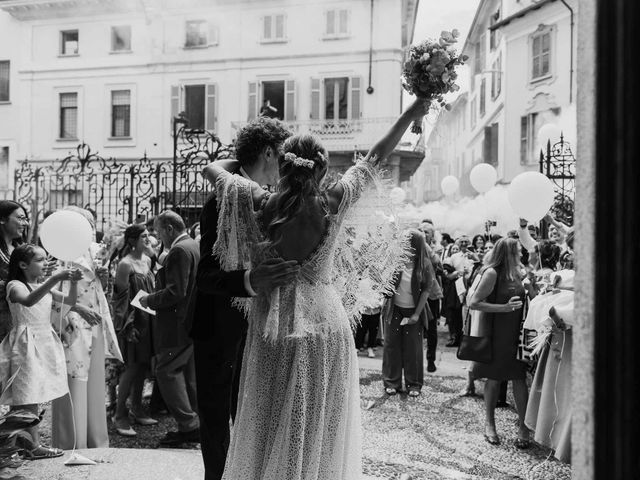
[205,99,428,479]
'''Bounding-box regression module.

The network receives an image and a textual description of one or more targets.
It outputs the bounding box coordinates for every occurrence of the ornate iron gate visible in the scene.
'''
[539,134,576,226]
[13,127,233,232]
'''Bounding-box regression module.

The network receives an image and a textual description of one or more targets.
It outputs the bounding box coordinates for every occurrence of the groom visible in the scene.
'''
[191,117,297,480]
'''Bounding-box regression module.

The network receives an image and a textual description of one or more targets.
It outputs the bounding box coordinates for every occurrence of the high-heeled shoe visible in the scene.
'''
[112,416,137,437]
[129,411,159,426]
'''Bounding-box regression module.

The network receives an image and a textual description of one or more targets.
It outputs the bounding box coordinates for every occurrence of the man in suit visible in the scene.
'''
[140,210,200,446]
[192,117,298,480]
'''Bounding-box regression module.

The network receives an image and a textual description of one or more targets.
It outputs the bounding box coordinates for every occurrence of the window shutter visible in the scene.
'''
[310,78,320,120]
[262,16,271,40]
[483,126,492,164]
[326,10,335,35]
[490,123,499,165]
[350,76,361,119]
[248,81,258,121]
[285,80,296,121]
[339,9,348,35]
[275,14,285,40]
[520,116,528,164]
[206,83,217,131]
[208,23,218,45]
[171,85,180,127]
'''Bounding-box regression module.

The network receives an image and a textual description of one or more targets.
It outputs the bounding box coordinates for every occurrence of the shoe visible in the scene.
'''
[408,390,421,397]
[367,348,375,358]
[484,433,501,445]
[129,411,159,426]
[515,437,531,449]
[180,427,201,443]
[23,445,64,460]
[159,428,200,446]
[112,416,137,437]
[445,340,460,347]
[460,388,476,397]
[385,387,397,395]
[496,400,511,409]
[427,360,436,372]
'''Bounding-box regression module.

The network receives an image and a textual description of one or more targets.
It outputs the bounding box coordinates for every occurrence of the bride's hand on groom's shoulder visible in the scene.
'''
[249,258,300,292]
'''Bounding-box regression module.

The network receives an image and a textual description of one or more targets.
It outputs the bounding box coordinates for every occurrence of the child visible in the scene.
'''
[0,244,82,460]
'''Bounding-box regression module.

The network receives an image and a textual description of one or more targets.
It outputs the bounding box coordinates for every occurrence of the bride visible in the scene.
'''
[204,98,428,480]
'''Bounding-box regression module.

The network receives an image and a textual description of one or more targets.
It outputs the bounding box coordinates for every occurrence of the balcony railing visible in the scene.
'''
[231,117,417,152]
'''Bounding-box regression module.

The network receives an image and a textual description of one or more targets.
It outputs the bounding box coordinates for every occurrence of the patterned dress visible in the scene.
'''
[0,281,68,405]
[216,161,406,480]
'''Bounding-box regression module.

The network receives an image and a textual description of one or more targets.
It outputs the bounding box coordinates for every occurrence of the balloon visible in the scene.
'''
[507,172,556,222]
[469,163,498,194]
[40,210,93,262]
[390,187,406,204]
[440,176,459,196]
[537,123,562,148]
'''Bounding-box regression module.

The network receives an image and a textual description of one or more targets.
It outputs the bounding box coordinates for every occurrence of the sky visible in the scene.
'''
[402,0,480,142]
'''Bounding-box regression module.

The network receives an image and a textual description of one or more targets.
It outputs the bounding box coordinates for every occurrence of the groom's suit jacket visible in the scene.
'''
[189,163,250,342]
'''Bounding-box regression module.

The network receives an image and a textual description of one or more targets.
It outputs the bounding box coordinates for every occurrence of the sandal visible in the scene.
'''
[385,387,397,395]
[484,433,501,446]
[23,445,64,460]
[408,390,421,397]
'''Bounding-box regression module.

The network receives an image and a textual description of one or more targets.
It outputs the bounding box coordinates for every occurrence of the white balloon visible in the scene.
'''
[537,123,562,148]
[389,187,406,204]
[507,172,556,222]
[469,163,498,194]
[440,176,459,196]
[40,210,93,262]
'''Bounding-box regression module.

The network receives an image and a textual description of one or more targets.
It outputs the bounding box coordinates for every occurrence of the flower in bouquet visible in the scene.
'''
[402,29,469,133]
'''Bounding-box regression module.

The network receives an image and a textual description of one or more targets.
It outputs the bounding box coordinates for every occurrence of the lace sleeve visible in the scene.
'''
[211,170,263,314]
[332,158,409,330]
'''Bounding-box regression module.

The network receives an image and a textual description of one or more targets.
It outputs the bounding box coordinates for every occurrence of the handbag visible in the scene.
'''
[456,269,498,364]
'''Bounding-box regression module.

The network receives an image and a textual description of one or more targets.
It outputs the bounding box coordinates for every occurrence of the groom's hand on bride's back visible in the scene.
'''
[249,258,300,292]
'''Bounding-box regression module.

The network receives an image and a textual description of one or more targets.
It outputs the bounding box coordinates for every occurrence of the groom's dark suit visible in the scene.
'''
[190,164,251,480]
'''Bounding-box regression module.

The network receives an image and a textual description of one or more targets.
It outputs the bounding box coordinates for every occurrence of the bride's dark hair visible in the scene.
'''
[266,134,328,244]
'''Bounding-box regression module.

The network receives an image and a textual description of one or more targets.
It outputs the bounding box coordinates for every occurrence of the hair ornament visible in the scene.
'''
[284,152,315,169]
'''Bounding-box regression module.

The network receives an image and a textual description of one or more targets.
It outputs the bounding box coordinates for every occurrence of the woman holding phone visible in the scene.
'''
[382,229,435,397]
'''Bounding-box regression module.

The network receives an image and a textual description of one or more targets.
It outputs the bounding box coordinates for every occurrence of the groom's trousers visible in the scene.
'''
[194,318,248,480]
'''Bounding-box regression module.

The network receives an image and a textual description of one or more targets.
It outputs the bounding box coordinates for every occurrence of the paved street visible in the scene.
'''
[20,326,570,480]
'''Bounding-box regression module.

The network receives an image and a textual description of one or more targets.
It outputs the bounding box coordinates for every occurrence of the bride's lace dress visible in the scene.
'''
[214,160,406,480]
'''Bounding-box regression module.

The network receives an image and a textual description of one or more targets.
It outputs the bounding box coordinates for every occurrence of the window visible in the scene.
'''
[479,78,486,117]
[111,26,131,52]
[261,14,286,42]
[0,147,8,190]
[260,81,285,120]
[491,53,502,99]
[171,84,217,131]
[489,10,501,50]
[59,92,78,139]
[532,29,552,80]
[0,61,8,102]
[325,9,349,38]
[324,77,348,121]
[520,112,539,164]
[111,90,130,137]
[483,123,499,165]
[479,33,486,73]
[185,20,208,48]
[473,42,481,75]
[470,98,477,129]
[60,30,79,55]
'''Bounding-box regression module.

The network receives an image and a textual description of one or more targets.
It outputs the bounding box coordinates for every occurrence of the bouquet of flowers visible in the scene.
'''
[402,30,468,134]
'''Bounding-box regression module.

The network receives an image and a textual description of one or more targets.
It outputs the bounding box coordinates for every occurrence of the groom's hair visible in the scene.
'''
[235,117,291,167]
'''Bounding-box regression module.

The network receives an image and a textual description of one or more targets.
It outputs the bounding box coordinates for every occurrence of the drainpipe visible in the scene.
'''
[367,0,374,95]
[559,0,574,104]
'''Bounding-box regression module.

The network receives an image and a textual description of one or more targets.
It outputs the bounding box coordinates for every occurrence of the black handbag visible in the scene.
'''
[456,270,497,364]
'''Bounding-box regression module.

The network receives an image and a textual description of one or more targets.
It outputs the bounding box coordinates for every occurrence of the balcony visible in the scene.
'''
[231,117,417,154]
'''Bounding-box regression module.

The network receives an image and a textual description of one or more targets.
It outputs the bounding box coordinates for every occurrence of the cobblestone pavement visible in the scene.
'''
[27,327,571,480]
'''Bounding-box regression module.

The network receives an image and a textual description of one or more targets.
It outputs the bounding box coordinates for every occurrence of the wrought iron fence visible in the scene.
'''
[13,127,233,233]
[539,135,576,226]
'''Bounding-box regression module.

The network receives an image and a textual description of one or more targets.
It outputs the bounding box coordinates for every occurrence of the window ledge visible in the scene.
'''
[109,50,133,54]
[530,74,553,84]
[322,34,350,40]
[56,138,79,142]
[0,101,10,105]
[183,44,215,50]
[107,136,133,140]
[260,38,288,44]
[58,53,80,58]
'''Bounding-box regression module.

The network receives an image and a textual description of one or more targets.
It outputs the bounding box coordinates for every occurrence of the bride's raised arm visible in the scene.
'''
[326,98,429,212]
[202,159,268,210]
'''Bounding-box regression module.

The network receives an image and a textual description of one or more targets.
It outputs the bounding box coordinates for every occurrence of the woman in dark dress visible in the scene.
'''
[468,238,529,448]
[111,224,157,436]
